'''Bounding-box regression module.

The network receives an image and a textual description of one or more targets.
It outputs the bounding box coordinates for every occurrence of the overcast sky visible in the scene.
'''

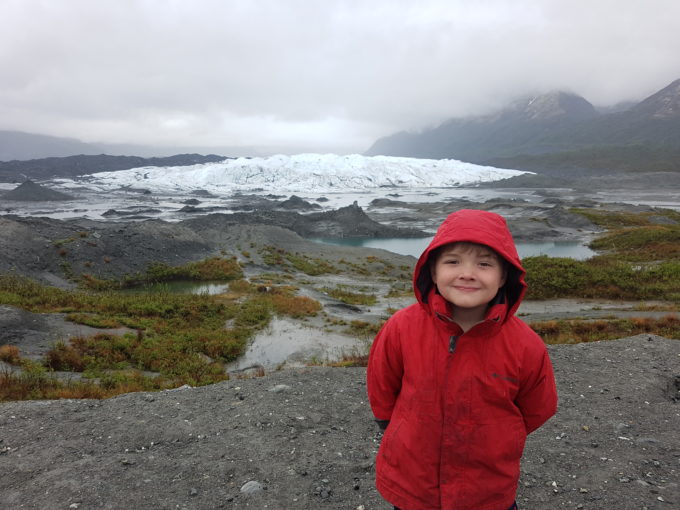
[2,0,680,156]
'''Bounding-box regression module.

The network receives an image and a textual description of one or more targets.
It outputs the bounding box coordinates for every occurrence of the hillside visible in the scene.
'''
[366,79,680,174]
[0,153,228,182]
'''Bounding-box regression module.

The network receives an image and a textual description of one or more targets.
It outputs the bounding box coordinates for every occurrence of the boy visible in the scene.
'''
[367,209,558,510]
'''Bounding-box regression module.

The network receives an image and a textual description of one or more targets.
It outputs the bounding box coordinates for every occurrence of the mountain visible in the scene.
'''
[0,131,101,161]
[0,130,252,162]
[365,79,680,174]
[0,154,228,182]
[48,154,528,194]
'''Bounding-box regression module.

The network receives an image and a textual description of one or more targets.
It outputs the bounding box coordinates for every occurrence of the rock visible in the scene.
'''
[240,480,264,495]
[278,195,321,211]
[269,384,291,393]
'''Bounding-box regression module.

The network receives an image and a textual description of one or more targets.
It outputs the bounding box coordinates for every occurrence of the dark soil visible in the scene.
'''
[1,334,679,509]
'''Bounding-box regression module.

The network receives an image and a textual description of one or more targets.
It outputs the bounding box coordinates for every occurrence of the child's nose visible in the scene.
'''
[457,263,476,278]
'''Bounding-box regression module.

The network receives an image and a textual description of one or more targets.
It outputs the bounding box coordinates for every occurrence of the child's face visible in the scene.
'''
[430,243,507,315]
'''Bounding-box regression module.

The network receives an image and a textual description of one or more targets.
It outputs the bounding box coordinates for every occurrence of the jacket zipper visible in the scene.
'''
[448,335,458,354]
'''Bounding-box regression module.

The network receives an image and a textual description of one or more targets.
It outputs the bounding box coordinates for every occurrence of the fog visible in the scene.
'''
[2,0,679,154]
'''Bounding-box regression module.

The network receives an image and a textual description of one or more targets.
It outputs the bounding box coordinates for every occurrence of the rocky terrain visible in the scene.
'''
[1,188,679,509]
[1,335,679,509]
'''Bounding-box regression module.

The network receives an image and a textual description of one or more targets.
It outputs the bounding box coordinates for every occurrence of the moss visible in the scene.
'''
[323,286,377,305]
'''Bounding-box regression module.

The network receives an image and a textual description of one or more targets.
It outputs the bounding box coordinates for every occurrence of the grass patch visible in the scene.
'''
[523,256,680,301]
[145,256,243,282]
[588,226,680,261]
[79,256,245,290]
[259,246,338,275]
[323,286,377,306]
[285,252,337,275]
[0,274,323,401]
[529,314,680,344]
[66,312,122,328]
[345,319,384,339]
[570,208,680,229]
[0,344,21,364]
[0,368,171,401]
[523,209,680,302]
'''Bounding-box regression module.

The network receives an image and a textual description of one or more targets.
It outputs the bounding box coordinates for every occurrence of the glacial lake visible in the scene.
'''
[309,237,596,260]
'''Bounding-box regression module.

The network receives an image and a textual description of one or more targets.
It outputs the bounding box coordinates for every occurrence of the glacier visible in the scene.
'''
[58,153,529,194]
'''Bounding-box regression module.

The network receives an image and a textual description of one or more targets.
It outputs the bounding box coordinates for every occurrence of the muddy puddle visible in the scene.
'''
[225,318,365,371]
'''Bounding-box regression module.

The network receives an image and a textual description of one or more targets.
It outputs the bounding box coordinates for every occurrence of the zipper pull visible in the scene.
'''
[449,335,458,354]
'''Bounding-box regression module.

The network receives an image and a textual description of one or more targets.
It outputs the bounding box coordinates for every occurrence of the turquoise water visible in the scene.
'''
[310,237,596,260]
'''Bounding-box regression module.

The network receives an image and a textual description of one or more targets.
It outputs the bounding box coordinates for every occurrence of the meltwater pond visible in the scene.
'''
[310,237,596,260]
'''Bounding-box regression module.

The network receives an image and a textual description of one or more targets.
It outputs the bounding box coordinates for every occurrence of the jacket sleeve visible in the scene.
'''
[366,317,404,422]
[515,335,558,434]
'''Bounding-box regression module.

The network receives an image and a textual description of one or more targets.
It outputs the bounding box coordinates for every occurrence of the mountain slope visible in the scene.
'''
[0,131,100,161]
[365,79,680,173]
[0,154,228,182]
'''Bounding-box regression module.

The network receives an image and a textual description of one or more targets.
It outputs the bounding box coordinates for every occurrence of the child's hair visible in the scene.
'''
[429,241,508,272]
[426,241,510,274]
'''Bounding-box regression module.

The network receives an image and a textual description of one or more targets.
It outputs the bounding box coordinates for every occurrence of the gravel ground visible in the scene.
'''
[1,194,679,509]
[1,334,679,510]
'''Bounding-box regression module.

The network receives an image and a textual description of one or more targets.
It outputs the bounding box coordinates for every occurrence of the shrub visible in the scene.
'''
[0,344,21,364]
[45,341,86,372]
[530,314,680,344]
[270,294,322,318]
[323,286,377,305]
[523,256,593,299]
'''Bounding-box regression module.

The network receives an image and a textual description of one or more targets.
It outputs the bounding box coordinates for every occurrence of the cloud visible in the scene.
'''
[1,0,680,154]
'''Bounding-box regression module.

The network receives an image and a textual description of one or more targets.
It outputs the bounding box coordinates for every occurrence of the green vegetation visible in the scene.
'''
[323,285,377,305]
[143,256,243,283]
[344,319,384,339]
[0,270,321,401]
[259,246,338,275]
[80,256,244,291]
[524,208,680,302]
[529,314,680,345]
[523,256,680,301]
[3,207,680,399]
[284,252,337,275]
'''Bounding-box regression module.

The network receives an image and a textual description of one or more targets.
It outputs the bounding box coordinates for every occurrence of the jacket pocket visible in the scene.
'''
[380,418,404,467]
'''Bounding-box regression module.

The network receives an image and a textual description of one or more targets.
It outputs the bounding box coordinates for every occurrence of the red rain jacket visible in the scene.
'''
[367,209,557,510]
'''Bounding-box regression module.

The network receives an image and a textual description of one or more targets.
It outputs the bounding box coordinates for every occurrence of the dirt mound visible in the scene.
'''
[2,180,74,201]
[1,334,678,509]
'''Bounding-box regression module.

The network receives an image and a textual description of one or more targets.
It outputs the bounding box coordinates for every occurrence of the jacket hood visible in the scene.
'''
[414,209,526,320]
